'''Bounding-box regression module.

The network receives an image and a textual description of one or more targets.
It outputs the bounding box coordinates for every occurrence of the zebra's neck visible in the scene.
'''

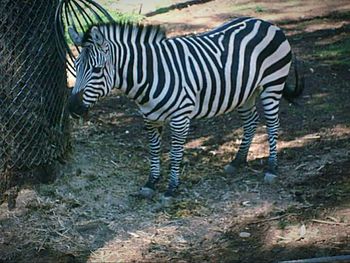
[101,23,166,103]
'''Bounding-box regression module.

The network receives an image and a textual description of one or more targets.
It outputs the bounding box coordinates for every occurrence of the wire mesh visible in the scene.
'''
[0,0,70,174]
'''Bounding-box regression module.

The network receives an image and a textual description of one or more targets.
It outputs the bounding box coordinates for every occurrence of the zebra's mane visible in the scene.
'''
[82,22,167,43]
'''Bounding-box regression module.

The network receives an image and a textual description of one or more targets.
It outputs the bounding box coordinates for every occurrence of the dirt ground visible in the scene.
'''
[1,1,350,262]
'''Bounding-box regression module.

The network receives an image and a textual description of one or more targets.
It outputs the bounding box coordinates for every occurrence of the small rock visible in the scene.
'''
[75,168,82,176]
[299,224,306,238]
[239,232,251,238]
[128,232,140,238]
[138,187,155,200]
[264,173,277,184]
[224,164,236,175]
[242,201,251,207]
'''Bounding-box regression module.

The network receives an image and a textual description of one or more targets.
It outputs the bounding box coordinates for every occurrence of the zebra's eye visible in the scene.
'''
[91,66,103,73]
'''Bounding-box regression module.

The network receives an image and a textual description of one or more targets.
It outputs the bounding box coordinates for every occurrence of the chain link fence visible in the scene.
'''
[0,0,70,201]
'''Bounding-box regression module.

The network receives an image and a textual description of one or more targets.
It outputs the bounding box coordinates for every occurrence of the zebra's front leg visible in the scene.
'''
[164,117,191,198]
[139,120,163,199]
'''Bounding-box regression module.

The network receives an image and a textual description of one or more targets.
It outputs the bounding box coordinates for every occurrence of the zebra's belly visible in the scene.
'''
[139,88,196,122]
[190,82,258,120]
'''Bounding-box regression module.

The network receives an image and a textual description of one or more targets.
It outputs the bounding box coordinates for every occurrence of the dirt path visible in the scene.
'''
[1,1,350,263]
[147,0,350,36]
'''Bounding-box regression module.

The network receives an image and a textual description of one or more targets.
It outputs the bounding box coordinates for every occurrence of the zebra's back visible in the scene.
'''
[163,17,292,120]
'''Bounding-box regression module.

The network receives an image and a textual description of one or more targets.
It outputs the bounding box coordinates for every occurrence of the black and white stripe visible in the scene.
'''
[69,17,297,197]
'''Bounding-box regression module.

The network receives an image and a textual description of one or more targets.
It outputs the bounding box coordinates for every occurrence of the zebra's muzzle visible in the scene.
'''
[67,90,89,119]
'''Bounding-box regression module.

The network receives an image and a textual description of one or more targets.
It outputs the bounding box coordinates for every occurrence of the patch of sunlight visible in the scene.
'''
[264,223,321,247]
[311,92,329,99]
[0,189,38,220]
[230,2,265,13]
[87,224,186,262]
[185,136,211,149]
[334,207,350,224]
[280,125,350,150]
[246,133,270,160]
[263,208,350,250]
[279,133,321,151]
[331,125,350,136]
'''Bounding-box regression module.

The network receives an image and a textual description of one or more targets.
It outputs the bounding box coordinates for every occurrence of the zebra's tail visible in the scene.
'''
[283,56,305,103]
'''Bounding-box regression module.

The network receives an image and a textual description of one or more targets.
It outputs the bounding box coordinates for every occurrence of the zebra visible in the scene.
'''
[67,17,303,199]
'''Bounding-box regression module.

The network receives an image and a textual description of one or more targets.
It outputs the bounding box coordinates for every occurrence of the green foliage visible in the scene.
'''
[255,5,265,13]
[229,3,266,13]
[278,219,289,230]
[315,38,350,66]
[109,11,145,24]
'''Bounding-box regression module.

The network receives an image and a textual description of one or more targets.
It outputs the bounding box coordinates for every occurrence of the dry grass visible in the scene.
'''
[1,1,350,262]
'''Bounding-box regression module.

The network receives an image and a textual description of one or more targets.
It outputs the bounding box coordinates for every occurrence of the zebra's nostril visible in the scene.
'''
[67,92,88,118]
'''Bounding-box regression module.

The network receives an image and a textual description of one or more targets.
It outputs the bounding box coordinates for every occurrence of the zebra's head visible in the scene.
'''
[67,26,115,118]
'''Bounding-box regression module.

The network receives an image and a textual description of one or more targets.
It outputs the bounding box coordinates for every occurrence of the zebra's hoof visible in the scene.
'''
[224,164,237,175]
[264,172,278,184]
[138,187,155,199]
[160,194,173,207]
[152,195,173,212]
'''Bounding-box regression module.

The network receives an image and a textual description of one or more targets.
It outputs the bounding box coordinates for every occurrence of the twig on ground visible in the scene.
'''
[326,216,339,222]
[246,167,262,174]
[295,163,307,170]
[317,164,325,171]
[311,219,349,226]
[248,213,297,225]
[38,235,49,252]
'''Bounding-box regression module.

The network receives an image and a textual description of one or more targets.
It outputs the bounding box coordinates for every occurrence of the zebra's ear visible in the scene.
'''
[91,26,105,47]
[68,27,83,46]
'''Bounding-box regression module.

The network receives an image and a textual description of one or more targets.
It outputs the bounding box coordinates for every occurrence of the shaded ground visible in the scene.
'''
[1,1,350,262]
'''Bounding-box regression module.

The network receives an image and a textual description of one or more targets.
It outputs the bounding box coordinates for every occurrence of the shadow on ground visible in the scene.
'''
[1,8,350,263]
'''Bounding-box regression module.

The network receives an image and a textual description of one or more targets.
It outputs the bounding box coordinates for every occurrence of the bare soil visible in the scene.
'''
[1,1,350,263]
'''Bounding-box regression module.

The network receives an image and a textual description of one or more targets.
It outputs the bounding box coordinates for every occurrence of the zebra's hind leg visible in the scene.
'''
[224,101,259,175]
[260,83,284,183]
[139,119,163,199]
